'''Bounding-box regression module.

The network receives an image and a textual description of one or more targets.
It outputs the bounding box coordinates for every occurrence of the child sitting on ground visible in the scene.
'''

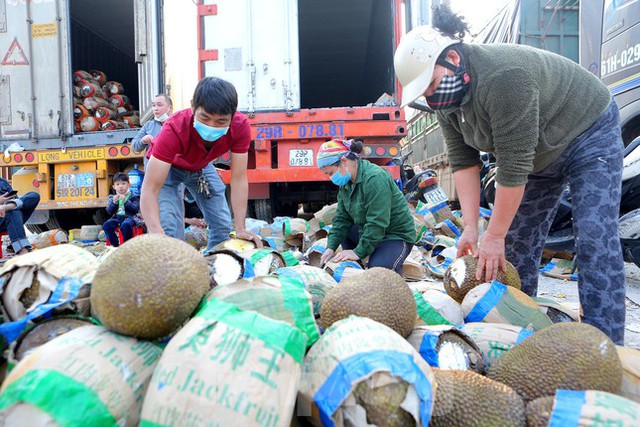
[103,172,140,247]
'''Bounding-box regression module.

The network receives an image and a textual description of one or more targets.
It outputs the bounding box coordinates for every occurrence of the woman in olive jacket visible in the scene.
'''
[394,5,625,344]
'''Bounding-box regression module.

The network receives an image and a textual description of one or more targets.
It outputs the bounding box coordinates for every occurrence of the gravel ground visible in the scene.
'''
[415,263,640,349]
[536,262,640,349]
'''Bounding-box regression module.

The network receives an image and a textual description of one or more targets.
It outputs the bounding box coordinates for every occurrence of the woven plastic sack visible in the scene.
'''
[461,281,553,332]
[238,248,286,276]
[618,346,640,404]
[533,390,639,426]
[140,298,306,427]
[30,229,68,249]
[323,260,364,282]
[0,325,161,426]
[298,316,435,427]
[206,275,319,347]
[283,218,311,249]
[272,265,337,318]
[413,288,464,326]
[461,322,534,368]
[0,245,99,342]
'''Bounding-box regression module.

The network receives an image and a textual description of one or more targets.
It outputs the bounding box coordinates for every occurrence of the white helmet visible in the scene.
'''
[394,26,461,107]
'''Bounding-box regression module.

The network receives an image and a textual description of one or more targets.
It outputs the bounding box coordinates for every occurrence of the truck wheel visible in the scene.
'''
[302,202,324,214]
[26,224,47,234]
[93,209,110,225]
[45,214,63,230]
[253,199,273,223]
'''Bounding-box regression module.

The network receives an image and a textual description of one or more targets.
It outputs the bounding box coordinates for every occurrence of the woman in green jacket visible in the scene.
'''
[317,139,416,274]
[394,6,625,344]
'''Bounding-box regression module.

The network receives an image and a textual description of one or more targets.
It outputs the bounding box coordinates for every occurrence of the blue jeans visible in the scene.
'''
[0,192,40,252]
[342,225,413,274]
[505,101,625,344]
[159,163,231,250]
[102,217,136,247]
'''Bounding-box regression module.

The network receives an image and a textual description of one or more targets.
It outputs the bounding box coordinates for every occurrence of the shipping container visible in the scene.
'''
[0,0,162,230]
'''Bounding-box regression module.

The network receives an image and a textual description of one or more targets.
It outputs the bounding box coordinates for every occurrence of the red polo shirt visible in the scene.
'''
[150,109,251,171]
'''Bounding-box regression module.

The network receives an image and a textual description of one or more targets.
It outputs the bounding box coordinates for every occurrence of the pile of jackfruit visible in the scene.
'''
[0,229,638,426]
[72,69,139,133]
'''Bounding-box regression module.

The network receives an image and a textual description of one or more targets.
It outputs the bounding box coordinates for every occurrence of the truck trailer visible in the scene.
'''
[0,0,408,230]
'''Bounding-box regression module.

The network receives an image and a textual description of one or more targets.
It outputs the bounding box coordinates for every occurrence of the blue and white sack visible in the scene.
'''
[529,390,640,427]
[0,245,99,344]
[298,316,435,427]
[406,324,485,374]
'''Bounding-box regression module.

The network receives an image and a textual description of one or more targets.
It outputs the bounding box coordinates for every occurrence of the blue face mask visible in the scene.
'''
[193,117,229,142]
[330,167,351,186]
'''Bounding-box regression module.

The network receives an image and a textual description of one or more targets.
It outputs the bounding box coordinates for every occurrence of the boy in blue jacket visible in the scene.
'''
[103,172,140,246]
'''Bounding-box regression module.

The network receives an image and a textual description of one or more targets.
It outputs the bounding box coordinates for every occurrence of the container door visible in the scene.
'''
[0,0,72,142]
[134,0,162,119]
[200,0,300,113]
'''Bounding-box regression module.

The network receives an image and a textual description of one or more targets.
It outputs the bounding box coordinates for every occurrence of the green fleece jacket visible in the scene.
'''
[327,159,416,259]
[437,43,612,187]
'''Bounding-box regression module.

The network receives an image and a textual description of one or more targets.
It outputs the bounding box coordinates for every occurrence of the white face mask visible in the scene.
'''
[156,112,169,123]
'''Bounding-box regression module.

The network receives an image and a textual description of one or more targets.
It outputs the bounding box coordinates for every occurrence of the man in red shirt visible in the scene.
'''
[140,77,262,249]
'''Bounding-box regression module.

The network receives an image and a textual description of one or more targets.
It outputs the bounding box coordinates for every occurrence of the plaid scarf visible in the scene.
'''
[426,47,470,110]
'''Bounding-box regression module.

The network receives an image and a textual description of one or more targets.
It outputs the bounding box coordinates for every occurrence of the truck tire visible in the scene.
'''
[253,199,273,223]
[93,209,110,225]
[26,224,47,234]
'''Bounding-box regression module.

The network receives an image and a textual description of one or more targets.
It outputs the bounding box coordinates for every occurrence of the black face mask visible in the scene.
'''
[426,58,470,110]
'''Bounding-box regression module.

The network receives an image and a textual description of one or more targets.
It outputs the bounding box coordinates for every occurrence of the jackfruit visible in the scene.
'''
[213,237,257,253]
[430,368,525,427]
[353,381,416,427]
[320,267,416,338]
[525,395,554,427]
[91,234,210,340]
[443,254,521,302]
[11,315,96,362]
[487,323,623,402]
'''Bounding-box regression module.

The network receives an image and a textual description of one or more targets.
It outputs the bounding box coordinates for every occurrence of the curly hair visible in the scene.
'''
[432,3,470,41]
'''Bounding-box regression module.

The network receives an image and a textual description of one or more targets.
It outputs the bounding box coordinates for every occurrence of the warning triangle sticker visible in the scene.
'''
[1,38,29,66]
